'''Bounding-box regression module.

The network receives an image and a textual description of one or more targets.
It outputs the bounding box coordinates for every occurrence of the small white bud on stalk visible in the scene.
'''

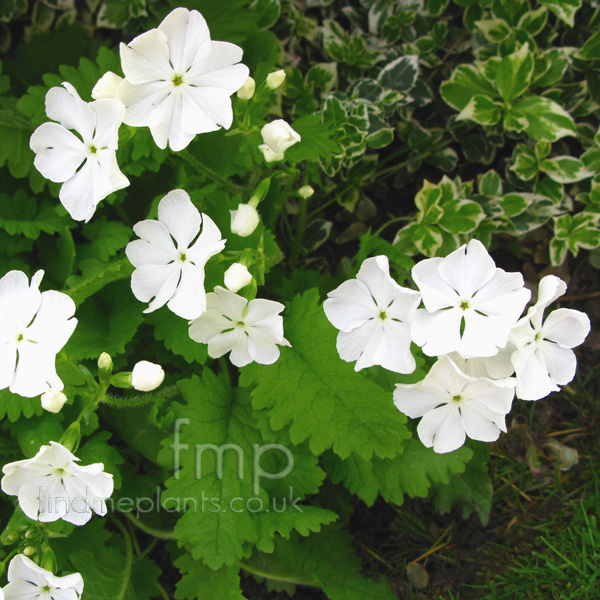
[91,71,123,99]
[40,389,68,414]
[230,203,260,237]
[298,185,314,199]
[266,70,286,90]
[260,119,301,155]
[131,361,165,392]
[224,263,253,292]
[237,76,256,100]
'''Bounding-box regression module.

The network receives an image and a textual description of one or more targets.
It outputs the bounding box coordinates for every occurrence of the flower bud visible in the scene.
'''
[237,76,256,100]
[258,144,284,163]
[230,203,260,237]
[40,389,68,414]
[260,120,301,156]
[23,546,36,556]
[97,352,113,379]
[91,71,123,100]
[224,263,253,293]
[131,361,165,392]
[298,185,315,199]
[266,69,286,90]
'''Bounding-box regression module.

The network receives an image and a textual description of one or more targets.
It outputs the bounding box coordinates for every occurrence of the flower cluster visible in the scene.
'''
[325,240,590,453]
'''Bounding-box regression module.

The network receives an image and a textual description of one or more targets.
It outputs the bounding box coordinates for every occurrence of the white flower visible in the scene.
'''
[411,239,531,358]
[0,270,77,398]
[116,7,249,151]
[394,356,515,454]
[230,203,260,237]
[224,263,252,292]
[131,360,165,391]
[126,189,226,320]
[91,71,123,99]
[1,441,114,526]
[266,69,286,90]
[237,76,255,100]
[3,554,83,600]
[510,275,590,401]
[30,82,129,222]
[260,120,301,158]
[40,388,68,413]
[323,256,421,373]
[189,286,290,367]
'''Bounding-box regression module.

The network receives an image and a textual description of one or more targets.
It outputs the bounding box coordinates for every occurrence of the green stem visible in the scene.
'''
[237,560,320,588]
[374,216,413,237]
[288,192,308,269]
[179,150,243,194]
[101,385,179,408]
[219,356,232,388]
[110,517,134,600]
[123,512,177,540]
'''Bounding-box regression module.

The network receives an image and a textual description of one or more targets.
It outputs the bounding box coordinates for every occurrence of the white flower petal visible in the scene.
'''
[90,98,126,148]
[207,329,240,359]
[191,63,250,95]
[25,290,77,351]
[355,256,398,309]
[131,220,177,255]
[248,328,282,365]
[540,341,577,386]
[188,40,245,81]
[0,270,42,333]
[0,344,17,390]
[470,270,530,320]
[542,308,590,348]
[437,239,496,298]
[148,90,193,151]
[131,263,180,305]
[157,189,201,250]
[11,342,62,397]
[182,85,234,131]
[117,79,172,127]
[120,29,173,84]
[45,83,95,141]
[324,279,377,332]
[513,344,558,401]
[125,239,176,267]
[393,384,446,418]
[411,308,462,356]
[460,404,502,442]
[30,122,86,183]
[412,256,459,311]
[167,261,207,320]
[417,404,465,453]
[189,308,231,343]
[159,7,211,74]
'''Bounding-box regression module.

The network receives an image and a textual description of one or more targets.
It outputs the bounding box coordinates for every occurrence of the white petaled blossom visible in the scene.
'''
[230,203,260,237]
[323,256,421,374]
[411,239,531,358]
[237,76,255,100]
[131,360,165,392]
[0,270,77,398]
[30,82,129,222]
[1,441,114,526]
[258,119,301,162]
[224,263,253,293]
[265,69,286,90]
[510,275,590,401]
[189,286,290,368]
[116,7,249,151]
[394,356,515,454]
[126,189,226,320]
[3,555,83,600]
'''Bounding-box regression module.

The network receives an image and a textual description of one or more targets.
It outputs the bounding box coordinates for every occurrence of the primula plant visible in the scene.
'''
[0,0,596,598]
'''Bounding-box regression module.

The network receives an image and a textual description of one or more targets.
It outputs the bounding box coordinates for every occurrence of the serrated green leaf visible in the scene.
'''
[240,290,411,460]
[0,388,43,422]
[175,555,245,600]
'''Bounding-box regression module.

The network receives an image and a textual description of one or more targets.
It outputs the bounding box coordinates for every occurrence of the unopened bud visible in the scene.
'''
[23,546,36,556]
[266,69,286,90]
[237,76,255,100]
[298,185,314,199]
[98,352,113,380]
[131,361,165,392]
[40,389,68,414]
[224,263,253,293]
[91,71,123,100]
[230,204,260,237]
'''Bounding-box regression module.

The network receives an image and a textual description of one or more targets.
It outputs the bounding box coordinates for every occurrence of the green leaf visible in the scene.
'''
[13,413,63,457]
[377,55,419,93]
[510,143,538,180]
[79,219,132,262]
[0,98,35,179]
[285,113,341,164]
[323,438,472,506]
[438,199,485,234]
[539,156,594,184]
[175,555,245,600]
[495,43,534,102]
[77,432,124,489]
[159,371,334,570]
[538,0,581,26]
[457,94,503,125]
[0,388,43,422]
[65,258,134,305]
[576,29,600,61]
[552,212,600,263]
[475,18,511,43]
[240,290,411,460]
[146,308,208,365]
[515,96,577,142]
[517,7,548,36]
[440,65,497,111]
